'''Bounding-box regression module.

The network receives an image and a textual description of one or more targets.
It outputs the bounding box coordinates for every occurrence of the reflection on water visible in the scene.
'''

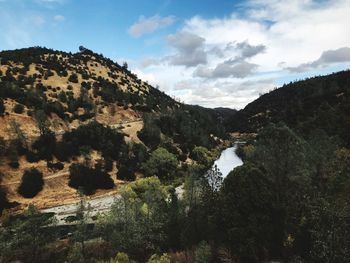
[212,144,243,178]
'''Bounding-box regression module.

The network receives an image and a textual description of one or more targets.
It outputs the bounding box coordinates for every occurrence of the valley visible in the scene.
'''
[0,46,349,263]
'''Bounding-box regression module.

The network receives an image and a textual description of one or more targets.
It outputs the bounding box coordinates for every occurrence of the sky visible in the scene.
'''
[1,0,350,109]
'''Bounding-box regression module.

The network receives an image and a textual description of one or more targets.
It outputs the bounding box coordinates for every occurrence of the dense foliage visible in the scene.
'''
[231,70,350,146]
[1,122,350,262]
[138,105,227,154]
[142,147,178,180]
[51,121,126,162]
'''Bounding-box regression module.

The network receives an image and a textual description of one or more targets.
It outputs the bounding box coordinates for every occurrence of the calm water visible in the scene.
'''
[212,144,243,178]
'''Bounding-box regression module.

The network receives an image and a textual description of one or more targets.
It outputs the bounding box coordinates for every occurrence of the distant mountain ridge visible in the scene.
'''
[230,70,350,145]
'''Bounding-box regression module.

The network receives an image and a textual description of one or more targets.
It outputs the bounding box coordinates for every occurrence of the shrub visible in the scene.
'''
[26,151,40,163]
[68,163,114,195]
[32,132,56,160]
[54,141,75,161]
[68,73,79,83]
[117,165,136,181]
[18,168,44,198]
[47,162,64,171]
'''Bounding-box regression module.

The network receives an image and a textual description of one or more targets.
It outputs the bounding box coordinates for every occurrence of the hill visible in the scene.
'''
[0,47,227,212]
[230,70,350,146]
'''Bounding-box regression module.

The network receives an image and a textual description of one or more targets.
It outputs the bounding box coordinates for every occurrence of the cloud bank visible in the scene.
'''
[133,0,350,109]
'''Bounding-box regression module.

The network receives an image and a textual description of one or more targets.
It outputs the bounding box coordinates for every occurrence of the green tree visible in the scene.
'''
[253,124,312,258]
[142,147,178,180]
[137,114,161,149]
[34,110,50,135]
[147,253,170,263]
[69,190,91,262]
[194,241,212,263]
[220,163,274,262]
[98,177,169,259]
[98,252,136,263]
[0,205,56,262]
[191,146,211,166]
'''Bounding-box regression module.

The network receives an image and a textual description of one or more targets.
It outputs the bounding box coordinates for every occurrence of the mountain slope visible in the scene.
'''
[230,70,350,145]
[0,47,227,212]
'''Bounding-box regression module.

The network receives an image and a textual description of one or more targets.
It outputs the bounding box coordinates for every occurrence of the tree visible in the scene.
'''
[68,163,114,195]
[191,146,211,166]
[253,124,312,258]
[9,119,28,149]
[98,177,169,259]
[68,190,91,262]
[18,168,44,198]
[147,253,170,263]
[122,62,128,70]
[220,163,274,262]
[79,46,87,53]
[98,252,136,263]
[32,131,56,160]
[117,165,136,181]
[0,205,56,262]
[137,115,161,149]
[142,147,178,180]
[34,110,50,135]
[194,241,212,263]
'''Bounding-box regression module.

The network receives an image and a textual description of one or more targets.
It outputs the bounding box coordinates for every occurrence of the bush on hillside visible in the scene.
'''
[68,163,114,195]
[117,165,136,181]
[18,168,44,198]
[68,73,79,83]
[13,103,24,114]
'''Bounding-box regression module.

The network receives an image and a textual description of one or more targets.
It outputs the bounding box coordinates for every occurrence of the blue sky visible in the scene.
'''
[1,0,350,108]
[0,0,239,58]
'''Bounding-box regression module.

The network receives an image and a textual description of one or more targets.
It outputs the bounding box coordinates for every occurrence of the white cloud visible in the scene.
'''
[194,60,258,79]
[134,0,350,109]
[32,15,46,26]
[128,15,175,38]
[287,47,350,72]
[140,57,160,68]
[53,15,65,22]
[165,31,207,67]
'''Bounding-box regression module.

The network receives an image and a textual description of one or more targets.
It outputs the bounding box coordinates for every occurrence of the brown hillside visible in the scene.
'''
[0,47,178,211]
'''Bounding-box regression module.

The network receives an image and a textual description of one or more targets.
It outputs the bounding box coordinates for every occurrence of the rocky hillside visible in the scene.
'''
[0,47,226,213]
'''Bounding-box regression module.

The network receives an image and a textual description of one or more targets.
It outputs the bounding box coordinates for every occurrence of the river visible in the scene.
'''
[212,144,243,178]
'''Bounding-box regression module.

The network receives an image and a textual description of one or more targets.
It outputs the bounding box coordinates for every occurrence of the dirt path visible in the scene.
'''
[2,170,69,186]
